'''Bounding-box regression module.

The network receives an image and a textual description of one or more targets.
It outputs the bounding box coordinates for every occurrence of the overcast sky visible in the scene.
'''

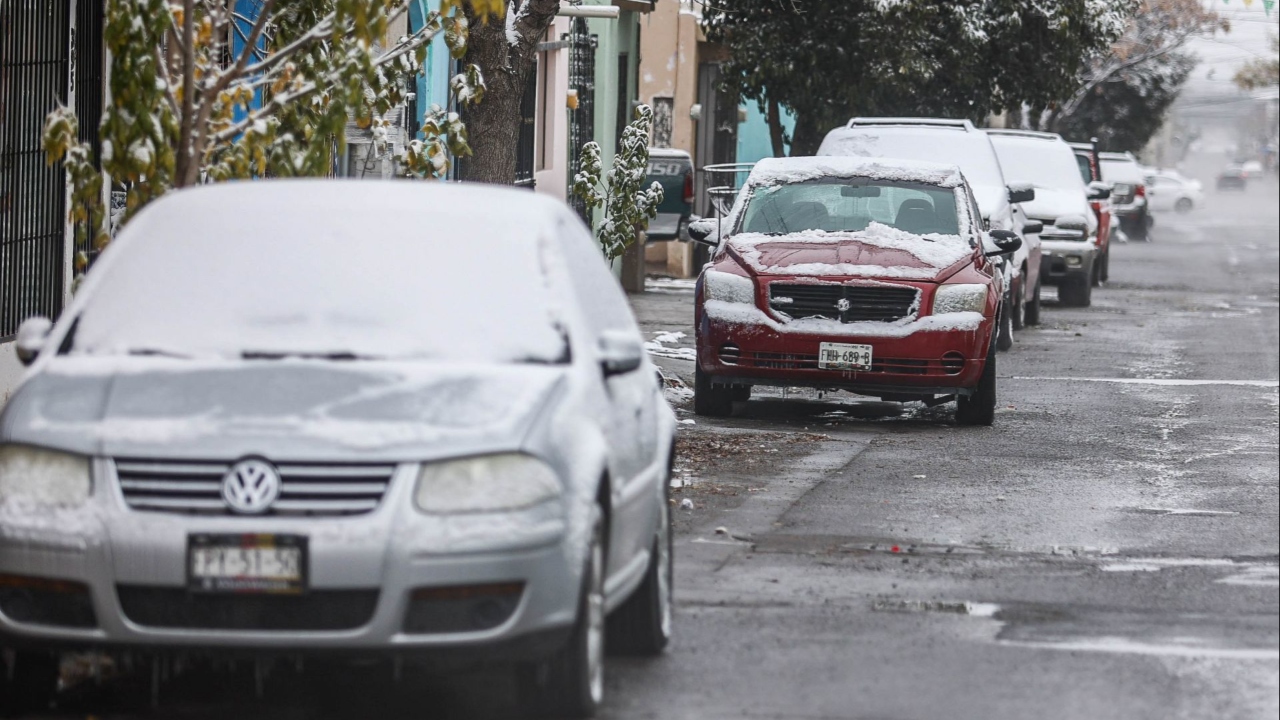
[1183,1,1279,98]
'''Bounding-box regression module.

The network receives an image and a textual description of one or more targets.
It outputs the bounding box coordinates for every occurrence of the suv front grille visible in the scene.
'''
[769,284,918,323]
[115,459,396,516]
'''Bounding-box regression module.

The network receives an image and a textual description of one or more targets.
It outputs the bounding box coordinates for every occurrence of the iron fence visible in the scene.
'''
[1,0,70,339]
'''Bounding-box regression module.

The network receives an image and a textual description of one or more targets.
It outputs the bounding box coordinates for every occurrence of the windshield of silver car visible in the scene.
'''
[737,179,962,237]
[61,217,570,364]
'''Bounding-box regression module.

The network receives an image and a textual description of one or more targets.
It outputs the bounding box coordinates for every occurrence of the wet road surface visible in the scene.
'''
[21,167,1280,719]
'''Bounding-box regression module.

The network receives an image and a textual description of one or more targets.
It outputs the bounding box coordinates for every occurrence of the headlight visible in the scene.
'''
[414,454,561,514]
[933,284,988,314]
[703,269,756,304]
[0,445,92,507]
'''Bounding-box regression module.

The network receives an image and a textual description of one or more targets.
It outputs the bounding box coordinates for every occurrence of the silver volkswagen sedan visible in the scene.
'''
[0,181,676,717]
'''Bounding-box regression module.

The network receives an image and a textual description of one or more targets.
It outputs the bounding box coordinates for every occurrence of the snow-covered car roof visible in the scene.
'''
[746,156,966,190]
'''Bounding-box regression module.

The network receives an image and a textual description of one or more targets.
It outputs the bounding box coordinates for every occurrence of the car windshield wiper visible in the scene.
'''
[240,351,382,361]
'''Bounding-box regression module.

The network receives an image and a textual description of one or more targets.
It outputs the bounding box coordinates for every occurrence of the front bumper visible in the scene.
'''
[0,461,577,657]
[1039,241,1098,286]
[698,304,992,397]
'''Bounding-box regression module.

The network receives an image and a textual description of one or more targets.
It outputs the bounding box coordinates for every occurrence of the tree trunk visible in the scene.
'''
[766,97,787,158]
[788,113,826,157]
[458,1,561,185]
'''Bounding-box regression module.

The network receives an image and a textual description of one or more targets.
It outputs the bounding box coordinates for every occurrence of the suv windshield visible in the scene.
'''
[990,137,1086,191]
[67,209,569,364]
[1075,154,1093,185]
[739,178,962,237]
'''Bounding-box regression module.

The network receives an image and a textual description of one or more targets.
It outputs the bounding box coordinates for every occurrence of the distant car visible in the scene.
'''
[990,130,1102,307]
[1242,160,1264,178]
[644,148,694,240]
[688,156,1021,426]
[0,181,676,718]
[818,117,1042,349]
[1099,152,1152,241]
[1145,172,1203,213]
[1067,141,1115,279]
[1217,165,1247,191]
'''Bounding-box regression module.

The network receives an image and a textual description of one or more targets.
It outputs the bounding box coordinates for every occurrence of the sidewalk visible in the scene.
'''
[630,277,698,393]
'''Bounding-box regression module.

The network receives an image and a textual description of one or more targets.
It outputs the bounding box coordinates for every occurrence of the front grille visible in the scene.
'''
[117,586,378,631]
[769,284,918,323]
[742,353,937,375]
[115,459,396,516]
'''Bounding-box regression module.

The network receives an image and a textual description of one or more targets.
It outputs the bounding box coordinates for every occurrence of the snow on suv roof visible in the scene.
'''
[986,129,1062,142]
[747,155,965,189]
[846,117,976,131]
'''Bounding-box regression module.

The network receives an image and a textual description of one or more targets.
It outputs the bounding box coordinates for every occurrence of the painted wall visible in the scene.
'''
[736,101,794,165]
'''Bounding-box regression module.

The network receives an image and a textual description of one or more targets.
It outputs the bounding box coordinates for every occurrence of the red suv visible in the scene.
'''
[688,157,1021,426]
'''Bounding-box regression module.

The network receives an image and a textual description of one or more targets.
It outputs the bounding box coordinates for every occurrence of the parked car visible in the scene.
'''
[0,181,676,718]
[644,148,695,241]
[817,117,1041,350]
[1241,160,1264,178]
[1217,164,1248,191]
[1099,152,1152,241]
[1144,172,1203,213]
[989,130,1103,307]
[1067,140,1114,279]
[688,156,1021,426]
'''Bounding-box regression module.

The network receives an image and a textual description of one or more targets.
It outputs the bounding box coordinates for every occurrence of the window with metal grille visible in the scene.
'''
[1,0,71,339]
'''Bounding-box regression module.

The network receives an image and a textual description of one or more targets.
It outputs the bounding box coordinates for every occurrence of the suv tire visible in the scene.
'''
[1011,277,1026,331]
[956,346,997,426]
[1024,280,1042,326]
[996,293,1015,351]
[694,367,734,417]
[1059,274,1092,307]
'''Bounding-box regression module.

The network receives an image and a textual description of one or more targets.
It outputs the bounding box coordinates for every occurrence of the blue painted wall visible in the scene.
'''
[736,102,795,164]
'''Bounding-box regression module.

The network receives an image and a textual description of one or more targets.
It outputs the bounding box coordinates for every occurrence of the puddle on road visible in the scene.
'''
[872,599,1001,617]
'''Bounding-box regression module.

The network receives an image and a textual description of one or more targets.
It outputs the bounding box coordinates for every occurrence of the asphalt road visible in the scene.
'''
[25,162,1279,719]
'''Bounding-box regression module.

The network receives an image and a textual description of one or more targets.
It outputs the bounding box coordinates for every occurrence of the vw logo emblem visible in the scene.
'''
[836,298,852,312]
[222,459,281,514]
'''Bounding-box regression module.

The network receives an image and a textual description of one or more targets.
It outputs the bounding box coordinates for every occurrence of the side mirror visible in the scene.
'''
[687,218,720,247]
[1021,220,1044,235]
[599,330,644,376]
[14,316,53,367]
[1086,181,1111,201]
[985,229,1022,257]
[1007,183,1036,204]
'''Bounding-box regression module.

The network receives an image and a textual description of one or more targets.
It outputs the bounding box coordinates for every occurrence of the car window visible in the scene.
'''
[1075,154,1093,185]
[554,214,642,340]
[738,178,962,237]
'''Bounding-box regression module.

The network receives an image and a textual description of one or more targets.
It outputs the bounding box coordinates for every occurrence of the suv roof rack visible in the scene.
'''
[985,128,1061,141]
[846,117,975,131]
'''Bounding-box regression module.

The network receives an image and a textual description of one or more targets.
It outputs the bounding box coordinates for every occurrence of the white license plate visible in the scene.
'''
[188,534,306,593]
[818,342,873,371]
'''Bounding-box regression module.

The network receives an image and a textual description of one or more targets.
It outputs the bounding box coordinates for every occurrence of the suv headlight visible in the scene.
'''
[933,284,988,314]
[0,445,92,507]
[704,269,756,304]
[415,454,562,514]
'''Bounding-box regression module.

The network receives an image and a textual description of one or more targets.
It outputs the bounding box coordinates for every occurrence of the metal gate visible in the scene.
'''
[1,0,70,339]
[567,18,596,224]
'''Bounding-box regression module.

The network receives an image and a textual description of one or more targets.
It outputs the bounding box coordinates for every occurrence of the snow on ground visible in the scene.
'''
[644,330,697,361]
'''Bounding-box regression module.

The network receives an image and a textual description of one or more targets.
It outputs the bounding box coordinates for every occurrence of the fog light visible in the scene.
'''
[0,574,97,628]
[941,352,965,375]
[403,582,524,634]
[1065,255,1083,267]
[719,343,741,365]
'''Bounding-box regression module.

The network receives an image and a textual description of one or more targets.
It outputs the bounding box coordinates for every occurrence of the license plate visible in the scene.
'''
[187,534,307,594]
[818,342,873,371]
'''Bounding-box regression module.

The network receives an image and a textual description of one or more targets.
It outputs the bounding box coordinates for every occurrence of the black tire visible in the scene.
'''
[1099,248,1110,283]
[996,293,1014,351]
[519,508,607,719]
[956,346,997,426]
[1024,280,1042,326]
[1011,276,1026,331]
[1175,197,1193,213]
[1058,274,1092,307]
[0,650,60,717]
[1090,255,1102,287]
[606,495,672,656]
[693,366,734,417]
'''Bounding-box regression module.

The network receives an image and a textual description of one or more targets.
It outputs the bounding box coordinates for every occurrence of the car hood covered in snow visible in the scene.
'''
[0,358,567,462]
[726,224,973,283]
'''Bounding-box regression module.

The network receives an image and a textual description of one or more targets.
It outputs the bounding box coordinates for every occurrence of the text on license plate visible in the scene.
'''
[188,534,307,593]
[818,342,873,370]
